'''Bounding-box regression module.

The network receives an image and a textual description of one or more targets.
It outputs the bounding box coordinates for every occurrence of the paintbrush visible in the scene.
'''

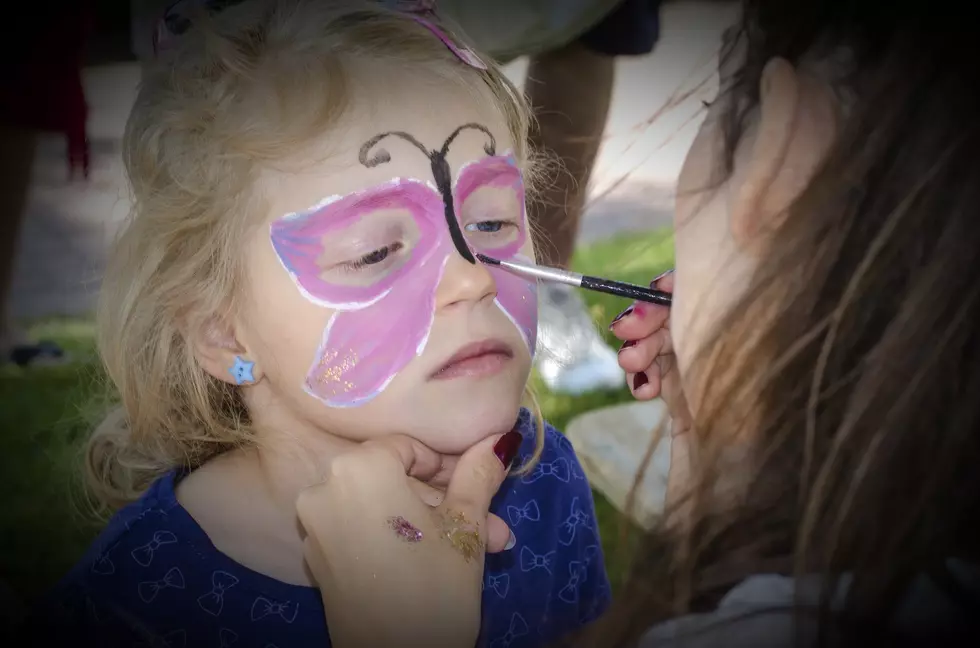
[476,254,672,307]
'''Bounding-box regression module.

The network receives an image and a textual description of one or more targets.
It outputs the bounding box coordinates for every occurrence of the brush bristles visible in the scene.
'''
[476,253,501,265]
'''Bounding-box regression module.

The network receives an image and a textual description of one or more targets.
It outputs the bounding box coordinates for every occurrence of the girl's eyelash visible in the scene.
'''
[336,219,511,273]
[701,99,715,108]
[340,242,403,271]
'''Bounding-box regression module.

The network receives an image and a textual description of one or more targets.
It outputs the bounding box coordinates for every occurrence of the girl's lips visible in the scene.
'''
[431,339,514,380]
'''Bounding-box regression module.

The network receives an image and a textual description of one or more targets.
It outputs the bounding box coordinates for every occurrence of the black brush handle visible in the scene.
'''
[580,275,672,306]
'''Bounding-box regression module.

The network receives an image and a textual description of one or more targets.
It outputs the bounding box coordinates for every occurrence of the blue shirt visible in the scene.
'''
[34,411,610,647]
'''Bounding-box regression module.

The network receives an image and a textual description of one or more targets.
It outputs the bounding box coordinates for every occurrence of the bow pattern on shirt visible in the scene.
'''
[138,567,186,603]
[197,570,240,616]
[131,531,178,567]
[506,500,541,526]
[490,612,529,648]
[519,546,556,574]
[558,497,592,547]
[250,597,299,624]
[522,458,571,484]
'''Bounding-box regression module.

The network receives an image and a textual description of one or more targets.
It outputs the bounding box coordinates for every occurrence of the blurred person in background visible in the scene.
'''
[0,3,91,367]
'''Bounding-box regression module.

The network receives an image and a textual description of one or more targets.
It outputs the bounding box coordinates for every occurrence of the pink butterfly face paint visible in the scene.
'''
[270,124,537,408]
[454,155,538,350]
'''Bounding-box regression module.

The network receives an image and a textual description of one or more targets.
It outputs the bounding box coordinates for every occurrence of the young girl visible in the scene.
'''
[32,1,609,645]
[282,0,980,645]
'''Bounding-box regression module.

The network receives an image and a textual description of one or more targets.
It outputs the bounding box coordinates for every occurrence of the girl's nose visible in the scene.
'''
[436,248,496,308]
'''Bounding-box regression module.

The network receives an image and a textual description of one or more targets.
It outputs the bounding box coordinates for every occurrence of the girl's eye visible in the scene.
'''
[340,242,403,272]
[465,220,511,234]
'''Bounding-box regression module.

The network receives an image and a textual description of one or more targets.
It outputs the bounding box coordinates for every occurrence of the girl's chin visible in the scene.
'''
[418,412,525,456]
[418,432,499,457]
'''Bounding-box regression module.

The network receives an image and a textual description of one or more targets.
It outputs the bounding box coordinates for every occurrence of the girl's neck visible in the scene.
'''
[243,384,362,506]
[250,421,359,505]
[175,416,359,586]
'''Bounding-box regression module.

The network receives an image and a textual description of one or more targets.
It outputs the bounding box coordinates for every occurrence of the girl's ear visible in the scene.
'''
[729,57,840,251]
[186,316,264,386]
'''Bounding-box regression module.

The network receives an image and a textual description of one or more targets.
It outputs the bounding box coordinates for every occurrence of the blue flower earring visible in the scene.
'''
[229,356,256,385]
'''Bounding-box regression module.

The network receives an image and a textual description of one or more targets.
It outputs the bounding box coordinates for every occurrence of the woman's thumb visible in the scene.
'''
[441,430,522,524]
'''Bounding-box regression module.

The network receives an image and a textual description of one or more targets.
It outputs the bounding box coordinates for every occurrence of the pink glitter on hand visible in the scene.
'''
[387,516,424,542]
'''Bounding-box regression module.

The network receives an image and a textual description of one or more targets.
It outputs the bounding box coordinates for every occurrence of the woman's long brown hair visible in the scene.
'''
[576,1,980,645]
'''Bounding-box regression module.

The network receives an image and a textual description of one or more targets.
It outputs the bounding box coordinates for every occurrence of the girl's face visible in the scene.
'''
[232,85,536,454]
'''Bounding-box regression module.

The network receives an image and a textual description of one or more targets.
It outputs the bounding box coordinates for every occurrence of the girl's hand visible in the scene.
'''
[609,270,694,518]
[296,431,521,648]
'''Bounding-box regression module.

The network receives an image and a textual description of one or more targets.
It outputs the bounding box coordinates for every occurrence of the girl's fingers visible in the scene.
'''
[441,432,517,528]
[409,478,444,507]
[409,480,513,554]
[485,514,514,554]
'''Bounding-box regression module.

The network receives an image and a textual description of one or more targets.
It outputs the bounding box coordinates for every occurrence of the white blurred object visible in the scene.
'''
[565,399,672,530]
[534,283,625,394]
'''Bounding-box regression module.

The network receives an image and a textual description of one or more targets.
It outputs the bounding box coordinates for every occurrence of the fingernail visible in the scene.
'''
[610,306,633,328]
[505,530,517,551]
[633,371,649,391]
[493,430,522,469]
[619,339,637,353]
[650,268,675,287]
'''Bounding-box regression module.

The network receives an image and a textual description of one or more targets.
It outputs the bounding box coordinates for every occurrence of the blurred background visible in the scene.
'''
[0,0,736,614]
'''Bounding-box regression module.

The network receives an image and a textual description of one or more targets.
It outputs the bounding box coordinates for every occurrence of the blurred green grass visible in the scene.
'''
[0,228,673,601]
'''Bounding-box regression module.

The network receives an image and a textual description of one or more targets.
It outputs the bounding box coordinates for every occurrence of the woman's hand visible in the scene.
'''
[296,431,521,648]
[610,270,689,421]
[609,270,694,520]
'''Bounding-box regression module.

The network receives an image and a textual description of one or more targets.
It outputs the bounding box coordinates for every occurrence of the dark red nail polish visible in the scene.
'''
[633,372,649,391]
[650,268,675,287]
[619,340,637,352]
[610,306,633,327]
[493,430,522,468]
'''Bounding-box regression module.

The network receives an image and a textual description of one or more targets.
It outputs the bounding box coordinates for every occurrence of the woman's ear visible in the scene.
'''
[187,316,264,386]
[729,57,839,250]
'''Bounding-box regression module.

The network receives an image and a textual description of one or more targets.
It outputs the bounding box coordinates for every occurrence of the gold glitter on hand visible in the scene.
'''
[439,510,484,562]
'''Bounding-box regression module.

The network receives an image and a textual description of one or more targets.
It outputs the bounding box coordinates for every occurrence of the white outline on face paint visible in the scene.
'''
[272,149,538,408]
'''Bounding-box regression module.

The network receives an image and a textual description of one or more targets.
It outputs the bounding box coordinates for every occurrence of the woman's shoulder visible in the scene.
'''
[639,565,980,647]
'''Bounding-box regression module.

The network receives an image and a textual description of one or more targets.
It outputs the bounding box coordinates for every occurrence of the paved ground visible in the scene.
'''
[8,1,736,321]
